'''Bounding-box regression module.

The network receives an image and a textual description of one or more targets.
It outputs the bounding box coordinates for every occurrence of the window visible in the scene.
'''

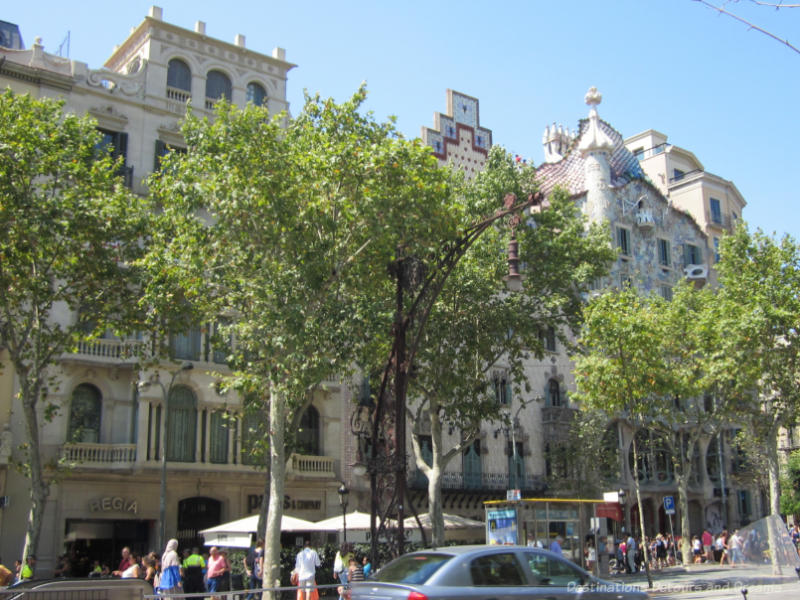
[630,429,673,483]
[205,70,232,108]
[545,442,568,479]
[633,147,644,160]
[97,129,132,187]
[508,441,525,489]
[546,379,561,407]
[658,285,673,301]
[673,168,685,181]
[68,384,102,443]
[684,243,702,265]
[738,490,752,518]
[493,372,511,405]
[616,226,631,257]
[167,385,197,462]
[523,551,585,586]
[463,440,482,489]
[658,238,671,267]
[714,237,720,263]
[167,58,192,92]
[540,326,556,352]
[470,553,525,586]
[296,406,320,455]
[246,82,267,106]
[240,410,264,466]
[706,434,722,483]
[710,198,723,224]
[209,411,229,464]
[153,140,186,172]
[170,326,201,361]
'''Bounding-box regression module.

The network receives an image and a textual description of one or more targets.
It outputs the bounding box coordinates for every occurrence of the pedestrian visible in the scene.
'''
[0,557,13,586]
[718,530,730,566]
[333,542,353,600]
[115,547,132,576]
[243,539,263,600]
[626,534,637,574]
[584,538,596,572]
[294,540,321,600]
[160,539,183,596]
[361,555,372,579]
[206,546,229,600]
[120,552,141,579]
[348,557,364,583]
[143,554,157,586]
[549,536,564,556]
[182,546,206,599]
[729,529,743,566]
[20,556,36,581]
[692,536,703,563]
[702,528,713,562]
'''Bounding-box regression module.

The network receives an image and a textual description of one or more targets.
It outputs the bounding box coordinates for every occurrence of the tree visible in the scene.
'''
[0,90,149,559]
[147,87,464,595]
[403,160,614,546]
[715,226,800,573]
[780,450,800,521]
[573,286,668,584]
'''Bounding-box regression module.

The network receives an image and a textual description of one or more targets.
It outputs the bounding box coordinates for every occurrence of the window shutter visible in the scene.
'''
[505,380,513,405]
[154,139,167,172]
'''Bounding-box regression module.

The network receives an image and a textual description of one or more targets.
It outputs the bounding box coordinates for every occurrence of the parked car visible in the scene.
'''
[1,577,153,600]
[350,545,648,600]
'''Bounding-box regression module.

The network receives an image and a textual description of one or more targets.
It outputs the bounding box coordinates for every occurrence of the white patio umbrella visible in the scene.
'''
[403,512,484,530]
[200,513,317,548]
[314,510,375,531]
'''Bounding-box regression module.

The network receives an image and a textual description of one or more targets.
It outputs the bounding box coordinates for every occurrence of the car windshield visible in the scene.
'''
[372,553,452,585]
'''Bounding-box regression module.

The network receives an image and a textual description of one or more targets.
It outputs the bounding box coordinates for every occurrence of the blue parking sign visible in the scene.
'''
[663,495,675,515]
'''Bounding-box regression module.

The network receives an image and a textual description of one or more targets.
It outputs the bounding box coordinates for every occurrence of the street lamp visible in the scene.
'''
[618,488,629,534]
[137,361,193,552]
[337,482,349,544]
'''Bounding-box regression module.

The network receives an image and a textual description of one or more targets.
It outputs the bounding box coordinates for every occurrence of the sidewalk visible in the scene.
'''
[606,563,800,595]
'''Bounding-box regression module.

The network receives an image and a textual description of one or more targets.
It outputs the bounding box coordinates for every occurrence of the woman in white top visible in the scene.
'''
[120,553,141,579]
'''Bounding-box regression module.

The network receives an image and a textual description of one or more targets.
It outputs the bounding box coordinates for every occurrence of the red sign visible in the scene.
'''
[596,502,622,522]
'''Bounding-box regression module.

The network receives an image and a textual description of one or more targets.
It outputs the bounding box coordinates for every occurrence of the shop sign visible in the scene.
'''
[246,494,321,513]
[89,496,138,514]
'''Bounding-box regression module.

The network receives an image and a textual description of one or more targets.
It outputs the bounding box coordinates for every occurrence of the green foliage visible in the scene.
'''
[780,450,800,519]
[0,89,150,557]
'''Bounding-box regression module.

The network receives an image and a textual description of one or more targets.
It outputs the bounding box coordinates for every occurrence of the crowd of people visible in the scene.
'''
[291,541,371,600]
[610,526,770,573]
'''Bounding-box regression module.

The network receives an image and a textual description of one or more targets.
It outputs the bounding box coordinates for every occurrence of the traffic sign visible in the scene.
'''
[663,495,675,515]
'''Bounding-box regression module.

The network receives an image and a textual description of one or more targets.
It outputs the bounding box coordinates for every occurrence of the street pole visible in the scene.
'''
[139,362,192,552]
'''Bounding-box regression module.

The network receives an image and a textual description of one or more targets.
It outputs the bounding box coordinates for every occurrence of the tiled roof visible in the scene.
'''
[536,117,645,197]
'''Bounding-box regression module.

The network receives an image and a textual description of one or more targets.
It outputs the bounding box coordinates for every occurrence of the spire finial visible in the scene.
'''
[585,86,602,109]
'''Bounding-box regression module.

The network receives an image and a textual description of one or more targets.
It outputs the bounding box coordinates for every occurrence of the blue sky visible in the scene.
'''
[5,1,799,238]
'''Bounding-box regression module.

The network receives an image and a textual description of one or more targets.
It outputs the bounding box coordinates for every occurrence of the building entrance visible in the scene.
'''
[64,518,152,576]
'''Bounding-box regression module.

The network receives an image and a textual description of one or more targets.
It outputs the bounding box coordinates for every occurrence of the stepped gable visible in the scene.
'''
[536,117,645,197]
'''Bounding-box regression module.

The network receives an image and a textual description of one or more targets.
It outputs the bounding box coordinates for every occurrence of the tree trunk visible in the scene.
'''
[429,411,444,547]
[21,380,48,562]
[262,389,286,600]
[676,474,691,566]
[765,426,783,575]
[631,436,653,588]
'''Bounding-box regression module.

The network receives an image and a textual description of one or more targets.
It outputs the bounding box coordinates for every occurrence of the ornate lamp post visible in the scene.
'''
[137,361,193,552]
[338,482,349,544]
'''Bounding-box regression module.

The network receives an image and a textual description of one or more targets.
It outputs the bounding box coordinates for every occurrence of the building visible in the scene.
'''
[623,130,747,286]
[0,7,351,574]
[404,87,761,554]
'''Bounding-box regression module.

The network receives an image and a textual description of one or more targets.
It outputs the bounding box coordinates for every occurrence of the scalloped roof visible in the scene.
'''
[536,117,645,197]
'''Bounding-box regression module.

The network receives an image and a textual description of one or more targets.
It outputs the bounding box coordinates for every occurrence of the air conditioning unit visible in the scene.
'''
[683,264,708,280]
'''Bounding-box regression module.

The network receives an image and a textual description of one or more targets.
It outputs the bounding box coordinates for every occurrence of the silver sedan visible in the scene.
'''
[351,545,648,600]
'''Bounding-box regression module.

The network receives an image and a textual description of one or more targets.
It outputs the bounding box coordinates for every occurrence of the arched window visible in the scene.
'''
[167,58,192,92]
[546,379,561,407]
[246,82,267,106]
[206,70,232,108]
[68,384,102,443]
[296,405,320,455]
[167,385,196,462]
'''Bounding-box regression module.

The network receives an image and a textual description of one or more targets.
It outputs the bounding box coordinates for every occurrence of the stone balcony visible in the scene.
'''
[285,453,336,479]
[63,338,144,365]
[62,443,137,467]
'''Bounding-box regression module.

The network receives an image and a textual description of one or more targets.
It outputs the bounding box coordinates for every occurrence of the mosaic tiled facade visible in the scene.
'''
[422,90,492,177]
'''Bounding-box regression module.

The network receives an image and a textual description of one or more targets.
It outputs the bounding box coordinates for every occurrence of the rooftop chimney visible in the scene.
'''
[149,6,163,20]
[235,34,245,48]
[195,21,206,35]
